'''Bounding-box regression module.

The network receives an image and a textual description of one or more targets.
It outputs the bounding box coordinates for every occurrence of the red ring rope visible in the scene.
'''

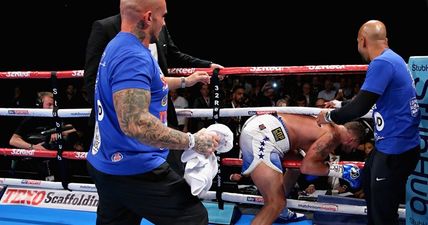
[0,65,367,79]
[0,148,364,168]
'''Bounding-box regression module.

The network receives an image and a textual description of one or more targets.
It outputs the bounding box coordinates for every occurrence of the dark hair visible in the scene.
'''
[231,85,245,94]
[344,121,367,144]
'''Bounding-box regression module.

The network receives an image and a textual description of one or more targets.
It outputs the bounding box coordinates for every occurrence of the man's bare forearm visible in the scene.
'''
[114,88,188,149]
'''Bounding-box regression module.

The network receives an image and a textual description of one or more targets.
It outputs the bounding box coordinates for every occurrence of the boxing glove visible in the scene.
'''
[341,164,361,189]
[328,163,362,189]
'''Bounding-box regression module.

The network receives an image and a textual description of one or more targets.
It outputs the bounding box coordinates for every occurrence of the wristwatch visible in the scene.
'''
[325,111,333,123]
[180,77,186,89]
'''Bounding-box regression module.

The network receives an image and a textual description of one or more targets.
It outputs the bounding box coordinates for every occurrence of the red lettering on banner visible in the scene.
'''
[2,188,46,205]
[32,191,45,205]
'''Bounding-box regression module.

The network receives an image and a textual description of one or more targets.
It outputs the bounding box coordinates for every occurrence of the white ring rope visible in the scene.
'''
[0,107,373,119]
[176,107,373,118]
[200,191,405,219]
[0,108,91,117]
[0,178,97,192]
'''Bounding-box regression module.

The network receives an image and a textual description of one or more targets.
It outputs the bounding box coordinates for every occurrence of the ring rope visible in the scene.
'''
[0,108,91,118]
[0,148,364,169]
[176,107,372,118]
[0,148,87,160]
[199,191,405,218]
[0,64,367,79]
[0,107,373,119]
[0,178,96,192]
[221,158,365,169]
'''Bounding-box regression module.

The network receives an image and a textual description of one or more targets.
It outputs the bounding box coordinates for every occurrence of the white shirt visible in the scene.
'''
[173,96,189,126]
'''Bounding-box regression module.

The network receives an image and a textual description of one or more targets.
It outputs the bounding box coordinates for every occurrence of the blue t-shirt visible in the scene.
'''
[87,32,169,175]
[361,49,420,154]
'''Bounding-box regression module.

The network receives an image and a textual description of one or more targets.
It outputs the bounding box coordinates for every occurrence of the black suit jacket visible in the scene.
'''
[84,14,212,129]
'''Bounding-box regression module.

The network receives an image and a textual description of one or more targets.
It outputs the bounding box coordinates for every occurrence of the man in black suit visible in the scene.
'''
[84,14,223,175]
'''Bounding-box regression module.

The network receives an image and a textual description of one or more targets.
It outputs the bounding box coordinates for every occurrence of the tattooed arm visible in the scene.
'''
[114,88,218,154]
[300,129,338,176]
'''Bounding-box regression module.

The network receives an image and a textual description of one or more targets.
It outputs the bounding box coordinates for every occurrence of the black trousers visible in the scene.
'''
[363,146,420,225]
[87,162,208,225]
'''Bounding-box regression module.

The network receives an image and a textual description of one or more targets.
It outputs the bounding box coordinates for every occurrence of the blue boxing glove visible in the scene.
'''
[328,163,362,189]
[341,164,361,189]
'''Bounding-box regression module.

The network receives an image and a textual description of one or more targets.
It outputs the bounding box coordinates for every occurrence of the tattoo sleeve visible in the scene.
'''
[314,133,335,160]
[315,142,331,160]
[113,88,188,149]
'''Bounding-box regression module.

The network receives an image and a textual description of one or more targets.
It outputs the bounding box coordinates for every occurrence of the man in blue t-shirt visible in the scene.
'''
[86,0,220,224]
[317,20,420,225]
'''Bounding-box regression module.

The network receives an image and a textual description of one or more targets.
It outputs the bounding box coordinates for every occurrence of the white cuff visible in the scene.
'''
[331,100,342,108]
[186,132,195,150]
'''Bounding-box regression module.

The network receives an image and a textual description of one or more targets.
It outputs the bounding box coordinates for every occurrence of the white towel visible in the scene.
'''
[206,123,234,153]
[181,149,218,196]
[181,124,233,196]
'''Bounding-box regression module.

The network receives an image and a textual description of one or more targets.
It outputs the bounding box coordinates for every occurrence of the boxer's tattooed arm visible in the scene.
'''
[113,88,188,149]
[309,133,335,160]
[315,141,332,160]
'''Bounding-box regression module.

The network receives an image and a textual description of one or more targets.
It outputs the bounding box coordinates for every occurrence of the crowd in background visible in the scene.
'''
[0,73,373,198]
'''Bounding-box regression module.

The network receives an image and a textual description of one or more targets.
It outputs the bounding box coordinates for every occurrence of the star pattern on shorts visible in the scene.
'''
[257,136,270,159]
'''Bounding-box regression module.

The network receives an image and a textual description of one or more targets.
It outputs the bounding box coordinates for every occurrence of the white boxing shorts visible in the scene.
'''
[240,114,290,175]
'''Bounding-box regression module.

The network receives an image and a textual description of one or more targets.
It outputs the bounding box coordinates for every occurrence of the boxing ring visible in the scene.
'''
[0,65,407,225]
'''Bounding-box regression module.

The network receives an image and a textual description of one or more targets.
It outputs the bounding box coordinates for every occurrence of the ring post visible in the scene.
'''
[208,68,241,224]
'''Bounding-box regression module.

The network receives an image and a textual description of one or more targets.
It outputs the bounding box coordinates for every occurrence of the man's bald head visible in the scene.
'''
[120,0,166,45]
[358,20,387,41]
[120,0,160,22]
[357,20,389,62]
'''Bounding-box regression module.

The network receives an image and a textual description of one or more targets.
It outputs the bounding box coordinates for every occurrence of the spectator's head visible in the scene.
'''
[199,84,210,98]
[231,85,245,105]
[315,98,326,108]
[66,84,76,96]
[295,95,307,107]
[302,82,312,95]
[37,92,54,109]
[323,79,334,91]
[261,81,275,98]
[276,95,291,107]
